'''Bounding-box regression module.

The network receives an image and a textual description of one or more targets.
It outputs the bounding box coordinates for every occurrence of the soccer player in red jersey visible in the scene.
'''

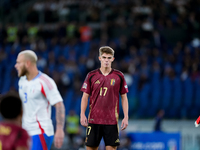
[0,93,31,150]
[80,46,129,150]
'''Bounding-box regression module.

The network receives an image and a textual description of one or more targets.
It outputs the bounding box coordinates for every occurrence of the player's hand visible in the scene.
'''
[54,128,64,149]
[121,117,128,130]
[80,114,88,127]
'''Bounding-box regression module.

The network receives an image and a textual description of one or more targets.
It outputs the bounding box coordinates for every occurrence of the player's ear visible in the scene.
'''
[26,60,31,67]
[98,56,101,61]
[112,57,115,62]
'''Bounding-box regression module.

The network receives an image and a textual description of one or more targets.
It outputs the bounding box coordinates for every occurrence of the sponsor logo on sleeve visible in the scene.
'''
[83,83,87,89]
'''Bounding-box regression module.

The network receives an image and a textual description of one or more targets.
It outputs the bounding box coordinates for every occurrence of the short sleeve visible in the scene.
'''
[80,73,91,95]
[120,74,129,95]
[41,75,63,105]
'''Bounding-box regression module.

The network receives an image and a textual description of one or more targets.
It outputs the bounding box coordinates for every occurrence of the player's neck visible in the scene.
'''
[26,67,39,81]
[4,119,21,126]
[100,67,112,76]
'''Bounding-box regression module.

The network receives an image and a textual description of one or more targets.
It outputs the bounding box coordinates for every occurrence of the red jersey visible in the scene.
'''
[0,122,31,150]
[81,69,128,125]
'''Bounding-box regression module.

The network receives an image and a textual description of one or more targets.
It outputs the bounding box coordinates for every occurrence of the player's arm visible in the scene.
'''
[80,92,89,127]
[121,93,129,130]
[40,76,65,148]
[54,101,65,130]
[54,101,65,148]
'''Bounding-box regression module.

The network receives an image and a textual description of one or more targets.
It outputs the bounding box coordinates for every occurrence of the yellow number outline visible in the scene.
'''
[100,87,102,96]
[103,87,108,96]
[100,87,108,96]
[87,126,91,135]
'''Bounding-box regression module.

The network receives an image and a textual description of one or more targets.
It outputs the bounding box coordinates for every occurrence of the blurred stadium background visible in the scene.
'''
[1,0,200,149]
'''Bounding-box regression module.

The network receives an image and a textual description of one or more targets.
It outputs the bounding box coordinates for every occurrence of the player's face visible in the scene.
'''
[15,54,28,77]
[99,53,114,68]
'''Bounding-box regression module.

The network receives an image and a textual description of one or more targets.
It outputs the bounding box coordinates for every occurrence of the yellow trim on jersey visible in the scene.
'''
[115,101,119,123]
[88,105,92,121]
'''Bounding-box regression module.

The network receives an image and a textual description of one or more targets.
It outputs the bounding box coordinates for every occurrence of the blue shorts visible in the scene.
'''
[31,133,54,150]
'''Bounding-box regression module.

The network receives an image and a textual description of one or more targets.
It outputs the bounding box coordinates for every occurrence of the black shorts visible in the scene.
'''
[85,123,120,147]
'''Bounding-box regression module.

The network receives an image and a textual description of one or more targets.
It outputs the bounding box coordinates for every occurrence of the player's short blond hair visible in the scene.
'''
[99,46,115,56]
[18,50,38,64]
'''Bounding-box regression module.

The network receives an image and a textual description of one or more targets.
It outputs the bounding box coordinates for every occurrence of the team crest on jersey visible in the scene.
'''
[95,80,100,84]
[83,83,87,89]
[110,79,115,86]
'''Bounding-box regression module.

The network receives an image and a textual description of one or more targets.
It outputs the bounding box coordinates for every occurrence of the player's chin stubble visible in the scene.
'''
[19,66,27,77]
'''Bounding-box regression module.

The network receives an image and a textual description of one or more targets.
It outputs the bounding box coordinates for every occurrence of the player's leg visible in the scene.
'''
[103,124,120,150]
[31,133,54,150]
[85,123,103,150]
[86,146,99,150]
[105,146,117,150]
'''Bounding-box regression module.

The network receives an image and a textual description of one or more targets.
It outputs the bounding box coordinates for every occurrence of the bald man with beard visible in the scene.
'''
[15,50,65,150]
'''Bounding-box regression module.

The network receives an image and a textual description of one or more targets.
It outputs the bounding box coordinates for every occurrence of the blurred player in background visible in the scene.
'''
[80,46,129,150]
[15,50,65,150]
[0,93,31,150]
[154,109,165,132]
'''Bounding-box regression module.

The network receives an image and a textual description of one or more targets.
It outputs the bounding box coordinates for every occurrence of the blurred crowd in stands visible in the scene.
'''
[1,0,200,121]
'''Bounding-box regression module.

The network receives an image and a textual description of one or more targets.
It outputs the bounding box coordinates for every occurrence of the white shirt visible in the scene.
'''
[18,71,63,136]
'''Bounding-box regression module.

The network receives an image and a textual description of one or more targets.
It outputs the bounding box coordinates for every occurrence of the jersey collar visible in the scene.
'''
[98,68,113,76]
[32,71,42,80]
